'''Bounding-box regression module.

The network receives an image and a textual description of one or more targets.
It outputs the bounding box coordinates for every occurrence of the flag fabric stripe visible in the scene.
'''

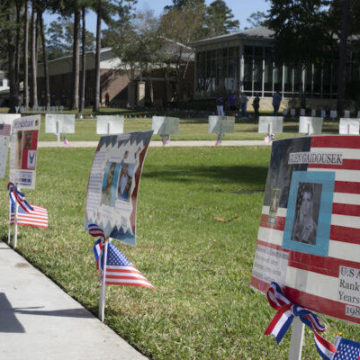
[330,225,360,244]
[332,203,360,216]
[335,181,360,193]
[9,202,48,228]
[105,280,154,288]
[333,192,360,204]
[311,135,360,148]
[102,242,154,290]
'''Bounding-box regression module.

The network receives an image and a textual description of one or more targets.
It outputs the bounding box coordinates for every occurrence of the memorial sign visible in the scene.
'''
[45,114,75,141]
[299,117,323,135]
[258,116,283,134]
[152,116,179,136]
[0,113,21,125]
[0,123,11,178]
[339,118,360,135]
[251,136,360,324]
[208,116,235,134]
[9,115,40,189]
[96,115,124,135]
[85,131,153,246]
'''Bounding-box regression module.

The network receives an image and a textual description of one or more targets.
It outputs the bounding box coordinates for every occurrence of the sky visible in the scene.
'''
[45,0,270,34]
[136,0,270,28]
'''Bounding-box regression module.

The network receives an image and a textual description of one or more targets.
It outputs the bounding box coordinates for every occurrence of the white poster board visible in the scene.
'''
[208,116,235,134]
[339,118,360,135]
[299,117,323,134]
[251,135,360,326]
[0,124,11,178]
[258,116,283,134]
[45,114,75,134]
[0,114,21,125]
[9,115,40,189]
[96,115,124,135]
[85,131,153,246]
[152,116,179,136]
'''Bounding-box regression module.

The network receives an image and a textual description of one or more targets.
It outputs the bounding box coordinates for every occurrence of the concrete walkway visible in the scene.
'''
[0,241,147,360]
[38,140,269,148]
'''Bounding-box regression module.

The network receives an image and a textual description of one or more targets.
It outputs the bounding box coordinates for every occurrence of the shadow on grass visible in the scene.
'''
[144,164,268,188]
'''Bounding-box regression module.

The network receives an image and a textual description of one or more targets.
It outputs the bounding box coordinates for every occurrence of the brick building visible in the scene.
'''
[37,46,194,108]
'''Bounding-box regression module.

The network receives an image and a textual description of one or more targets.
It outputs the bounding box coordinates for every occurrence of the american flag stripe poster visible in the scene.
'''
[251,136,360,324]
[10,202,48,228]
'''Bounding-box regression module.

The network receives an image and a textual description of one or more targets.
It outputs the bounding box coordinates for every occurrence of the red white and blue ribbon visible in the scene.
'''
[7,182,34,213]
[265,282,337,360]
[88,223,105,270]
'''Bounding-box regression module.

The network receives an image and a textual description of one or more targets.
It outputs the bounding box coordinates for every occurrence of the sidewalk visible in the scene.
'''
[0,241,147,360]
[38,140,269,148]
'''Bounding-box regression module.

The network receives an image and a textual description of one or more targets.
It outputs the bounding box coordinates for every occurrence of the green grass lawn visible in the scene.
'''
[35,115,340,142]
[0,146,357,359]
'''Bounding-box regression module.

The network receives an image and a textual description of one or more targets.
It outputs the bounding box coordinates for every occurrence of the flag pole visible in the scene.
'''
[13,186,19,249]
[8,196,11,244]
[288,317,305,360]
[99,239,109,322]
[56,121,60,142]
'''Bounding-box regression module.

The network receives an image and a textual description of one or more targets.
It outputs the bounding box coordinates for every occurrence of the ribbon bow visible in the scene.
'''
[88,224,106,270]
[265,282,337,360]
[7,182,34,213]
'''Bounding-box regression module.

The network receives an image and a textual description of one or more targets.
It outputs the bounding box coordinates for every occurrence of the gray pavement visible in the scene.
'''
[0,241,147,360]
[38,140,269,148]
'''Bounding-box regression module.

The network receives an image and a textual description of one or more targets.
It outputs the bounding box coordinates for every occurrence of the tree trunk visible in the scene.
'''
[79,6,86,113]
[24,0,29,107]
[72,8,81,110]
[337,0,350,116]
[38,10,50,108]
[7,7,18,112]
[31,2,38,108]
[93,0,102,112]
[15,0,21,98]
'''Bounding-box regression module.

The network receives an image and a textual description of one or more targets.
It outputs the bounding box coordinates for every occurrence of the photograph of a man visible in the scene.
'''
[291,182,322,245]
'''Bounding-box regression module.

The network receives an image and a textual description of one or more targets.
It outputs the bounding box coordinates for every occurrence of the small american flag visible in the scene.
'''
[101,242,154,289]
[161,135,170,145]
[63,136,70,146]
[10,200,48,228]
[93,238,104,270]
[215,133,222,146]
[332,336,360,360]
